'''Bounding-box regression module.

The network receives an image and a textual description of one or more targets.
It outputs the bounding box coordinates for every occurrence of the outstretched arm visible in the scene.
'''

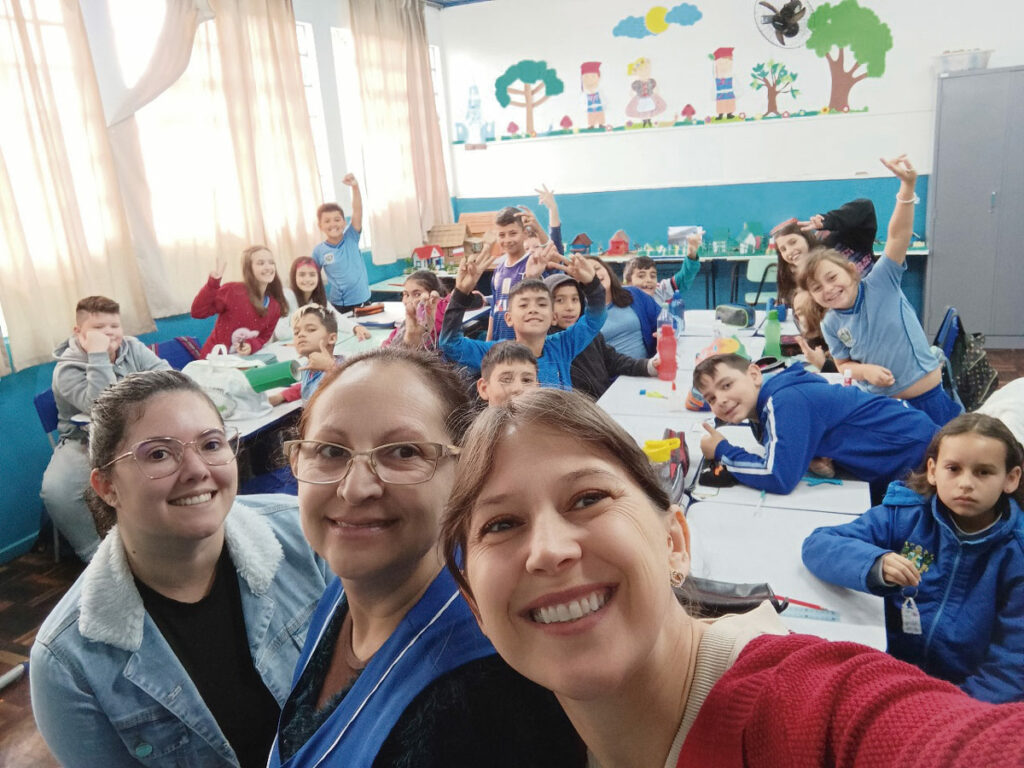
[881,155,918,266]
[343,173,362,233]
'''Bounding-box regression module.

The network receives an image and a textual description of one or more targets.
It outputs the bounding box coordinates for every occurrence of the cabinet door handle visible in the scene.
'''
[990,191,997,213]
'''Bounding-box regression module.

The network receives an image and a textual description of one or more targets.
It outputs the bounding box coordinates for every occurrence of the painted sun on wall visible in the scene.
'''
[449,0,893,146]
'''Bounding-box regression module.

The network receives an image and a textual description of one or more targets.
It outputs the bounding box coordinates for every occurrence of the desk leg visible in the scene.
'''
[730,264,740,304]
[709,261,717,307]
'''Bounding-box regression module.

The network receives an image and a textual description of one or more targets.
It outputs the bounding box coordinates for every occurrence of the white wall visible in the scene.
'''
[432,0,1024,197]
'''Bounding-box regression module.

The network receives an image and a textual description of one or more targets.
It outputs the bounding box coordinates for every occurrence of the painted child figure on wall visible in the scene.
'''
[713,47,736,119]
[581,61,606,129]
[626,57,666,127]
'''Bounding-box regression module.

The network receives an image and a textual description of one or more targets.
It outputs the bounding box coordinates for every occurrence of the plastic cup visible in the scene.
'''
[243,360,300,392]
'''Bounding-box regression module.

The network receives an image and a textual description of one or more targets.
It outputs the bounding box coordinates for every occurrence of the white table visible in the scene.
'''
[687,500,886,648]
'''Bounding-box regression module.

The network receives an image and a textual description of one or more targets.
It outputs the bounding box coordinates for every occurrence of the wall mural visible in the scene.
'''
[450,0,893,146]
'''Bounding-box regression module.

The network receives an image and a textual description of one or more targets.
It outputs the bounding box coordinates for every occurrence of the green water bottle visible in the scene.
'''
[764,309,782,359]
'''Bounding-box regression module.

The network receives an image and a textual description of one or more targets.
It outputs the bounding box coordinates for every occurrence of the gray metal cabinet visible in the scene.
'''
[926,66,1024,347]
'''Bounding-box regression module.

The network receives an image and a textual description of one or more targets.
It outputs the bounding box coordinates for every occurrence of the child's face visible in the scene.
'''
[523,233,542,253]
[628,267,658,295]
[506,289,553,339]
[295,264,320,294]
[292,313,336,357]
[792,290,814,335]
[478,362,539,407]
[696,363,762,424]
[581,72,600,92]
[497,220,526,258]
[926,433,1022,533]
[776,234,810,267]
[249,249,277,287]
[806,261,857,311]
[75,312,124,357]
[319,210,347,243]
[591,263,611,291]
[551,284,582,330]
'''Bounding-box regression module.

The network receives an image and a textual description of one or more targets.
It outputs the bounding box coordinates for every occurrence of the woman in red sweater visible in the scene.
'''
[441,388,1024,768]
[192,245,289,358]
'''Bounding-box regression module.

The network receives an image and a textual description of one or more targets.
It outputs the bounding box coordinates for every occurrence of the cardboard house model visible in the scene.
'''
[411,245,443,270]
[607,230,630,255]
[425,223,468,262]
[569,233,593,255]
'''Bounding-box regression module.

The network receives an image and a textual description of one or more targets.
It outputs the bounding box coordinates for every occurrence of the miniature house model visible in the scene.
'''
[569,233,593,255]
[608,230,630,255]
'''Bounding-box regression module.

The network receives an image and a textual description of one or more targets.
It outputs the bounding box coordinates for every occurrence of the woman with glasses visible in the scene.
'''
[30,370,329,768]
[268,346,583,767]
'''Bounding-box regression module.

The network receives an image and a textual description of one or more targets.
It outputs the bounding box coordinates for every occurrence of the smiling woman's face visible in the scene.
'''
[463,423,689,700]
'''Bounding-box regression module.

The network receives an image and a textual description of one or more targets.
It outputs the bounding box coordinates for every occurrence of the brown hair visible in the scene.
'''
[289,256,327,307]
[623,255,657,285]
[586,255,632,307]
[507,278,551,305]
[86,371,224,537]
[692,353,754,393]
[298,346,473,445]
[480,341,537,380]
[317,202,345,222]
[241,245,288,319]
[905,413,1024,505]
[293,303,339,336]
[798,248,859,297]
[495,206,525,229]
[76,296,120,323]
[773,221,819,306]
[405,270,449,298]
[792,289,826,340]
[441,387,670,599]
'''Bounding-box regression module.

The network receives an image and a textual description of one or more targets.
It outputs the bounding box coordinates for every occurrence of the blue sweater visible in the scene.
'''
[440,277,607,389]
[714,365,937,493]
[623,286,660,357]
[802,482,1024,703]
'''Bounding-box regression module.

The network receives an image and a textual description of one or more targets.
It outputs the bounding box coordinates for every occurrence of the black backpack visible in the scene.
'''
[950,314,999,411]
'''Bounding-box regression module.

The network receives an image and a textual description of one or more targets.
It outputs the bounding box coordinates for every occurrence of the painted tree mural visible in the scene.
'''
[494,60,565,136]
[806,0,892,111]
[749,60,799,116]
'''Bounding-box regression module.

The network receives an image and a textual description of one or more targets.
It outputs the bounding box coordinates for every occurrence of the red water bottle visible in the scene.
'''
[657,324,677,381]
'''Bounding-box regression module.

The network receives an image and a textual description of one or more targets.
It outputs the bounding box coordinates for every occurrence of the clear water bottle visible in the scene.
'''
[669,290,686,335]
[656,303,676,333]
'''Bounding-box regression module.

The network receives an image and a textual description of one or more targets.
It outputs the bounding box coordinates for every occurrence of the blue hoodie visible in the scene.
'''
[802,482,1024,703]
[714,365,937,493]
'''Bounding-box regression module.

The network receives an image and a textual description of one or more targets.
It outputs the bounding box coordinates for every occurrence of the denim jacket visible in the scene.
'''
[30,495,329,767]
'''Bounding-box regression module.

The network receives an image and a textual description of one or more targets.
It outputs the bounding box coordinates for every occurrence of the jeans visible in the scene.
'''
[40,439,99,561]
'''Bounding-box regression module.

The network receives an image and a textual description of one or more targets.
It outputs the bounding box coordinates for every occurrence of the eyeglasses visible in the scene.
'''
[283,440,460,485]
[101,428,240,479]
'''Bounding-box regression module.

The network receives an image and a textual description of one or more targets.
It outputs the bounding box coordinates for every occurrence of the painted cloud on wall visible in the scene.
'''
[613,3,702,38]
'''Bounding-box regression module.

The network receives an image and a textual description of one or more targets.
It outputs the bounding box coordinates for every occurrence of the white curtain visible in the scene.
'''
[0,0,154,370]
[349,0,452,265]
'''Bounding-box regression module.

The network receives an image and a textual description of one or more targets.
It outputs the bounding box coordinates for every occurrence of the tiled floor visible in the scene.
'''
[1,349,1022,766]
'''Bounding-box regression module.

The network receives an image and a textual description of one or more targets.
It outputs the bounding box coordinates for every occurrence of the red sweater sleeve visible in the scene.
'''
[279,381,301,403]
[191,276,226,318]
[679,634,1024,768]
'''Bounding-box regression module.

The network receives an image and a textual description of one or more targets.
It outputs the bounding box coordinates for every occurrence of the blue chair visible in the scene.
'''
[933,306,960,362]
[149,335,201,370]
[33,388,62,560]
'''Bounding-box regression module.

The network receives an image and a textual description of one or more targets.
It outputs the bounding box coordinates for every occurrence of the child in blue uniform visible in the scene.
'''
[802,413,1024,703]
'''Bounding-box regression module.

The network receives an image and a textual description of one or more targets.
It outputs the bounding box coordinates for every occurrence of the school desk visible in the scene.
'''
[686,499,886,648]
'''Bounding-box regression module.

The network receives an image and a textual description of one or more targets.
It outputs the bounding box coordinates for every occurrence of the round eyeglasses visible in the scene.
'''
[283,440,460,485]
[100,428,240,479]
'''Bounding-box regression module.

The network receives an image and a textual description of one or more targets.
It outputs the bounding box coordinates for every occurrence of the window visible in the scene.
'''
[330,26,371,248]
[295,22,335,203]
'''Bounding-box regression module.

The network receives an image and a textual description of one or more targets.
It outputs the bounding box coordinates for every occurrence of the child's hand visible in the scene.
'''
[354,325,371,341]
[535,184,557,211]
[880,552,921,587]
[456,248,498,294]
[880,154,917,186]
[303,340,335,372]
[861,364,895,388]
[268,391,285,406]
[82,329,111,354]
[796,336,828,370]
[700,422,725,459]
[807,214,826,230]
[517,206,540,234]
[236,342,252,356]
[342,173,359,187]
[555,252,595,284]
[686,232,702,258]
[212,255,227,280]
[524,241,558,279]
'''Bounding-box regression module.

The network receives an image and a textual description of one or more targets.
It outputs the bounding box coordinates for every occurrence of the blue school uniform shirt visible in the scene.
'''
[312,224,369,307]
[821,256,939,397]
[713,365,938,494]
[802,482,1024,703]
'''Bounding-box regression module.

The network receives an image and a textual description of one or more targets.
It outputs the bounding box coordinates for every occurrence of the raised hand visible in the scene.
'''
[562,252,596,284]
[303,340,335,372]
[700,422,725,459]
[422,291,442,328]
[535,184,556,210]
[342,173,359,187]
[880,154,917,186]
[517,206,540,235]
[808,214,826,231]
[212,254,227,280]
[524,241,558,279]
[796,336,828,370]
[880,552,921,587]
[686,231,703,258]
[861,364,895,388]
[456,247,499,294]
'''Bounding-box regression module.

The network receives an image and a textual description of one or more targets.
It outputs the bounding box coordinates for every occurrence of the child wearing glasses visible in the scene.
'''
[31,370,329,768]
[269,304,343,406]
[41,296,171,562]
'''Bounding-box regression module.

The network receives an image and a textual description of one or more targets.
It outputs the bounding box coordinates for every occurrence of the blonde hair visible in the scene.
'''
[798,248,860,298]
[627,57,650,75]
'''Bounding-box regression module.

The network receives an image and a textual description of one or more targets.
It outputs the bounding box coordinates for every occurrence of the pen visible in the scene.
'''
[756,489,766,511]
[639,389,667,399]
[776,596,826,611]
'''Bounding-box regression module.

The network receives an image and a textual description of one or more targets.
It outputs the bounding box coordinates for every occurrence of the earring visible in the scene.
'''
[670,570,685,588]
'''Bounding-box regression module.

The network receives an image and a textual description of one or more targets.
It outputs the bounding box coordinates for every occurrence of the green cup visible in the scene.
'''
[243,360,300,392]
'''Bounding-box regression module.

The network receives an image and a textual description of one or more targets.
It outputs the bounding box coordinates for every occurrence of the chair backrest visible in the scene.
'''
[149,335,201,371]
[745,256,778,283]
[34,389,59,448]
[933,306,960,361]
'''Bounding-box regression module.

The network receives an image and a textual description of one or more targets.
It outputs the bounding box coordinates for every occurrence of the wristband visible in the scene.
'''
[895,192,920,205]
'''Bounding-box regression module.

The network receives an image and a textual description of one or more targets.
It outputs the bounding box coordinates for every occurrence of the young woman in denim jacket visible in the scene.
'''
[30,370,329,767]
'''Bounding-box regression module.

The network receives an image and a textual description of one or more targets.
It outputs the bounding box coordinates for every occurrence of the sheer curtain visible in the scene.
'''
[0,0,154,370]
[349,0,451,265]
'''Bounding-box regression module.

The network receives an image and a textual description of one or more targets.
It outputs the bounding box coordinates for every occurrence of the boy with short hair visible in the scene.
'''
[312,173,368,314]
[441,245,605,389]
[477,342,539,407]
[623,231,703,302]
[693,353,937,498]
[41,296,171,560]
[269,304,342,405]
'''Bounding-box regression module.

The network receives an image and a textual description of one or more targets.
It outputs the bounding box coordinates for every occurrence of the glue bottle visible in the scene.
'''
[763,309,782,359]
[656,325,677,381]
[643,437,681,493]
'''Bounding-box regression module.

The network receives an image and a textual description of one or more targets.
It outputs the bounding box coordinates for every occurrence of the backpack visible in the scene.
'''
[950,315,999,411]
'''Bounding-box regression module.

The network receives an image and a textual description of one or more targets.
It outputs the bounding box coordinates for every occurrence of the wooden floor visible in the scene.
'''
[2,350,1022,767]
